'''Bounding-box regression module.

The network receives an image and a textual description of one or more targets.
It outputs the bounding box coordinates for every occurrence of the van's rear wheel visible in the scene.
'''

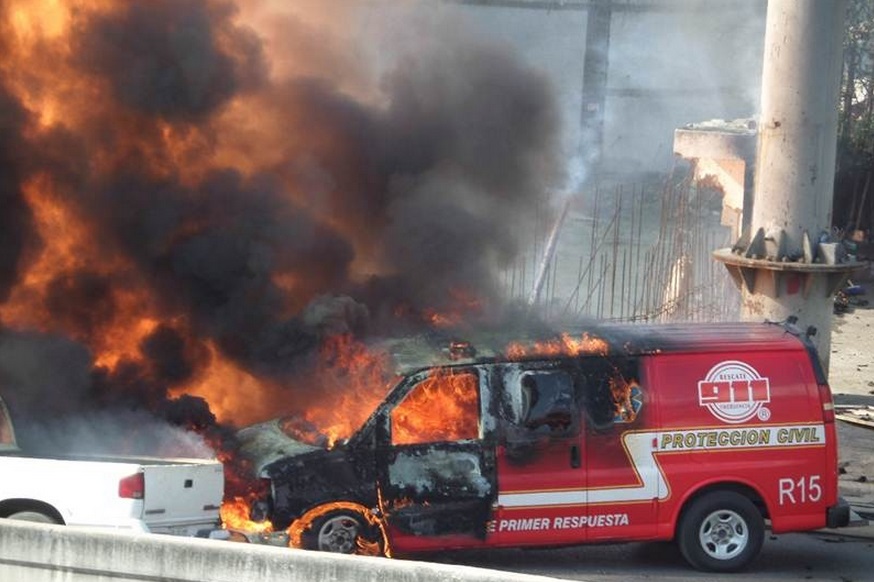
[677,491,764,572]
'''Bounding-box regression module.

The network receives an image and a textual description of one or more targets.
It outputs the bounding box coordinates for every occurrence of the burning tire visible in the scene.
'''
[302,509,379,555]
[677,491,764,572]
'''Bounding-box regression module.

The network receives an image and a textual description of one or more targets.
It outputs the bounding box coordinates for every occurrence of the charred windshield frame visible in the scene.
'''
[350,371,421,448]
[370,366,484,447]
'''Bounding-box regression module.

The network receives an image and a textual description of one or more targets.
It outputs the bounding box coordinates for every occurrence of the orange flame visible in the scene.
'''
[505,332,609,359]
[220,496,273,533]
[422,287,484,328]
[172,343,284,427]
[298,335,398,446]
[611,377,640,423]
[390,368,479,445]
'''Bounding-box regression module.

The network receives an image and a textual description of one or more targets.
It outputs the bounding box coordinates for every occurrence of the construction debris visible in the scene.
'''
[835,405,874,430]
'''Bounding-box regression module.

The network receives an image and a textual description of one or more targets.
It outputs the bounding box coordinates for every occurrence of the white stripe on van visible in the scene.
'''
[498,424,825,509]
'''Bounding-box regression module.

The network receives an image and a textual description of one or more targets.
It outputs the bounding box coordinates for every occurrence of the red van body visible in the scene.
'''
[259,322,850,572]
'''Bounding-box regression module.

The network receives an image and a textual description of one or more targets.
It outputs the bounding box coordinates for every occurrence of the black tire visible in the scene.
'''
[301,510,375,555]
[677,491,764,572]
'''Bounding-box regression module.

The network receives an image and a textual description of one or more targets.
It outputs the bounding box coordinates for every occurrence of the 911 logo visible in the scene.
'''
[698,361,771,424]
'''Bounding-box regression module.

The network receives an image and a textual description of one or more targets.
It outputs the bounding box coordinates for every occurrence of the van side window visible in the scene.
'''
[390,369,480,446]
[504,368,579,438]
[583,357,642,432]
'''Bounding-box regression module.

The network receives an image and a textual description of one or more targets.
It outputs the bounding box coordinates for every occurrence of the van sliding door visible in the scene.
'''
[583,355,660,541]
[493,361,588,546]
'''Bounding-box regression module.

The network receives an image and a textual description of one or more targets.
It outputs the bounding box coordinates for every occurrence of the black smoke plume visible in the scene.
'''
[0,0,565,456]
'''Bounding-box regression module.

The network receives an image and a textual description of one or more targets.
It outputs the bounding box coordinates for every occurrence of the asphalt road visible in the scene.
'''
[417,530,874,581]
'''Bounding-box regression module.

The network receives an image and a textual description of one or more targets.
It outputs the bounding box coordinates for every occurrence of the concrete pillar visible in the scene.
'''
[750,0,845,250]
[740,0,847,370]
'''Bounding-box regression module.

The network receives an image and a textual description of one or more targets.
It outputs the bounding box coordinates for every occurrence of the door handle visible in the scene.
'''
[570,444,581,468]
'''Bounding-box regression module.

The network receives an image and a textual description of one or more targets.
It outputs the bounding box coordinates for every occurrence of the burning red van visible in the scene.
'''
[248,321,850,572]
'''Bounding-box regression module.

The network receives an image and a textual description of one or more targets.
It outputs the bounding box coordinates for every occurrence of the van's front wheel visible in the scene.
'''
[307,511,363,553]
[300,509,384,556]
[677,491,764,572]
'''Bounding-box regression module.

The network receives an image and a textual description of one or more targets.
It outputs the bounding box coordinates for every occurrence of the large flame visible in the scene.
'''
[299,335,398,446]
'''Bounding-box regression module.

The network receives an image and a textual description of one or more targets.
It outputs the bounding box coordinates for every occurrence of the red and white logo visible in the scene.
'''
[698,361,771,424]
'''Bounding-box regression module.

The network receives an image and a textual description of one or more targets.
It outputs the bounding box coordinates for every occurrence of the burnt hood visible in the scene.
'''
[236,418,324,475]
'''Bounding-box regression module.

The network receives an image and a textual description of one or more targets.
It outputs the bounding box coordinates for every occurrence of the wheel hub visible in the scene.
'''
[318,516,360,553]
[699,509,748,560]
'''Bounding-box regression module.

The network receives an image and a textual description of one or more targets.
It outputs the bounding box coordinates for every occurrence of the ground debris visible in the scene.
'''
[835,405,874,430]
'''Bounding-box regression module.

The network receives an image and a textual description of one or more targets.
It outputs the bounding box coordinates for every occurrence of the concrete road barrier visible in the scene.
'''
[0,520,566,582]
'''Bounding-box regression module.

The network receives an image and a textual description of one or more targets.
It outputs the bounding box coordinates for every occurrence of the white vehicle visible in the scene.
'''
[0,395,223,535]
